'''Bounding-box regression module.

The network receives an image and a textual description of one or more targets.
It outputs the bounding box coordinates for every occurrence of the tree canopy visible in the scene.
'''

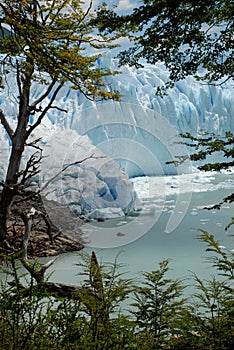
[0,0,120,101]
[97,0,234,93]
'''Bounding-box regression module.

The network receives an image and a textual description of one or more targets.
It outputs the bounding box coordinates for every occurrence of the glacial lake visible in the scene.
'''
[46,170,234,286]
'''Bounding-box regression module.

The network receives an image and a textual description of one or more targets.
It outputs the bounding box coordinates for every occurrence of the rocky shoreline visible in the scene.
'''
[0,195,84,260]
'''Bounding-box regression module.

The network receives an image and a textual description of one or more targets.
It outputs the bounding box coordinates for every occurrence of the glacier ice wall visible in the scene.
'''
[39,53,233,177]
[0,53,233,178]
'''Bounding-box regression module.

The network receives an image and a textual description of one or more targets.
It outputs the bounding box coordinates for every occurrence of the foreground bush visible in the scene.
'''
[0,231,233,349]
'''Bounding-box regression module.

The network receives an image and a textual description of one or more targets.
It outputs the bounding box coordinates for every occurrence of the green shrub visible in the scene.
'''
[0,233,233,349]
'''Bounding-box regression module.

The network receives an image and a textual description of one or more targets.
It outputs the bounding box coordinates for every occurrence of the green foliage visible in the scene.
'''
[170,131,234,172]
[189,274,234,349]
[73,251,134,349]
[167,131,234,221]
[96,0,234,92]
[190,231,234,349]
[132,259,186,349]
[1,237,234,349]
[0,258,56,349]
[0,0,120,101]
[197,230,234,280]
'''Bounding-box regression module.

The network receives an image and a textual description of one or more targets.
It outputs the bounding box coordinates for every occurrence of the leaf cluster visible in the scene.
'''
[0,0,120,100]
[167,131,234,217]
[96,0,234,92]
[177,131,234,171]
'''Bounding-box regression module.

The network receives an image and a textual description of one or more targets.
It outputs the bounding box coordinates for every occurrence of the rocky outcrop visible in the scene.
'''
[0,194,84,260]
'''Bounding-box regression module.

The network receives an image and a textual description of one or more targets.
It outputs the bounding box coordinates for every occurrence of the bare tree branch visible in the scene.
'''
[40,153,103,193]
[26,137,43,150]
[20,208,35,260]
[17,212,98,300]
[77,0,93,25]
[18,151,42,186]
[11,153,104,207]
[7,276,96,300]
[0,109,13,140]
[49,105,68,113]
[26,81,64,138]
[18,206,53,249]
[29,78,57,111]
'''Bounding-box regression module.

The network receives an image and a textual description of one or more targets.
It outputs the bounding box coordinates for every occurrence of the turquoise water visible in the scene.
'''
[46,171,234,285]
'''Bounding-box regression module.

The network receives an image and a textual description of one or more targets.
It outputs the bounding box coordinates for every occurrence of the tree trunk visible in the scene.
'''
[0,54,35,242]
[0,137,25,241]
[0,187,13,241]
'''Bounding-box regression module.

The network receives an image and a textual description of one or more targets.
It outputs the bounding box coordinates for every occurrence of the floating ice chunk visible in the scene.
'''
[88,207,125,220]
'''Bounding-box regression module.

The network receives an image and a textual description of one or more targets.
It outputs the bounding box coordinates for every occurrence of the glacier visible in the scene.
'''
[0,53,233,218]
[19,53,234,177]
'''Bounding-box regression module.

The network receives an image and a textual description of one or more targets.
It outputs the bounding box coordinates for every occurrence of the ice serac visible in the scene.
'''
[28,52,233,177]
[40,129,140,219]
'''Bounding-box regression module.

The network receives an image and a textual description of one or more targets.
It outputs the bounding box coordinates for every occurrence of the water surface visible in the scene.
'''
[47,171,234,285]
